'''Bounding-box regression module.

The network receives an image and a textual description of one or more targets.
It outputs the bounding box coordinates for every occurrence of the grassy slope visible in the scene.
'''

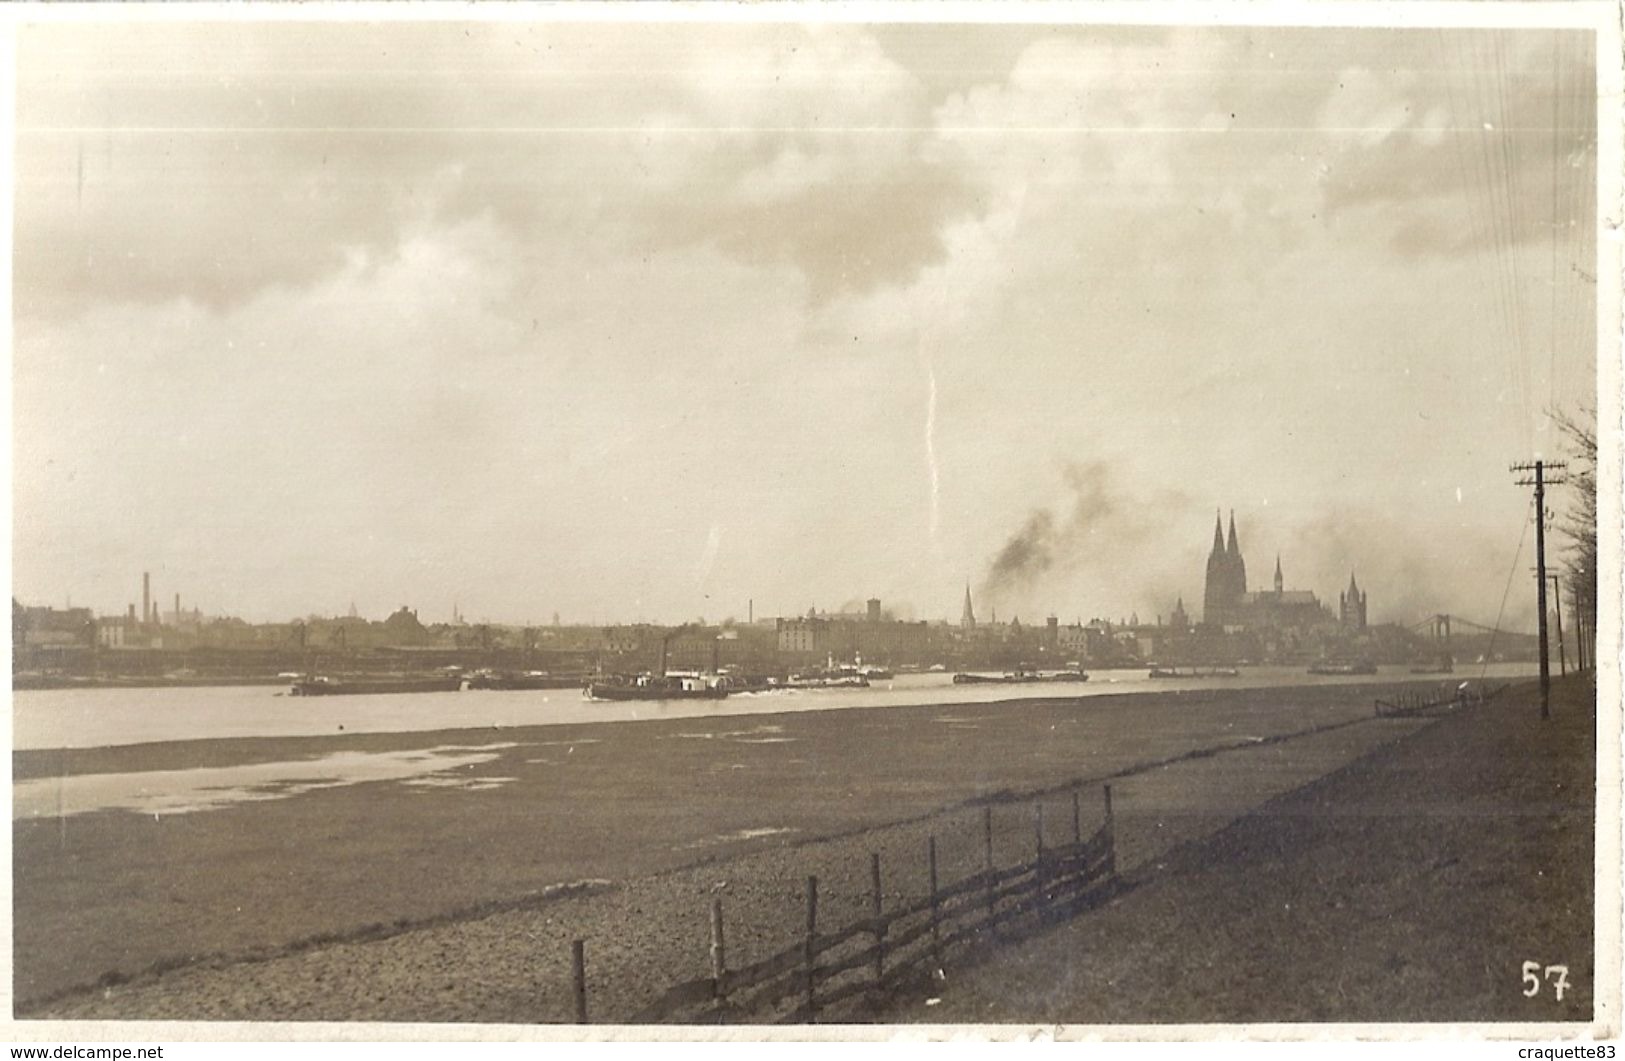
[896,674,1598,1024]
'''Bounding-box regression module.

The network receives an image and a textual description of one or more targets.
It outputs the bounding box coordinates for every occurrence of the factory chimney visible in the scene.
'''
[142,572,151,627]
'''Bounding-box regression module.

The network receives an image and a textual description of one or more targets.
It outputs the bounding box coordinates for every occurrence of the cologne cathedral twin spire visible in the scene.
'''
[1203,510,1248,626]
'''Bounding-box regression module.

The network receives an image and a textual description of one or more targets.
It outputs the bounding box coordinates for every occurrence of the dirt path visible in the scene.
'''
[882,675,1597,1026]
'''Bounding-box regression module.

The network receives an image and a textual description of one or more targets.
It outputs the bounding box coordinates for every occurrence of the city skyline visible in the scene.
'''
[12,507,1490,634]
[13,18,1601,629]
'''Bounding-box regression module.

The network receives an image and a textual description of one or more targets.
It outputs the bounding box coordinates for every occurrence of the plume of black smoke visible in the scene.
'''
[980,462,1170,610]
[983,463,1118,592]
[985,510,1058,589]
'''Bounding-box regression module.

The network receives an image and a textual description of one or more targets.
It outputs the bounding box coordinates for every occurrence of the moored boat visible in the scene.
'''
[466,670,588,691]
[1409,654,1455,675]
[953,670,1088,685]
[785,667,870,689]
[290,675,464,696]
[1307,660,1379,676]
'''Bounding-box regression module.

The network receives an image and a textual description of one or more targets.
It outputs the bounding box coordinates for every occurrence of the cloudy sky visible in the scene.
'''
[12,15,1600,629]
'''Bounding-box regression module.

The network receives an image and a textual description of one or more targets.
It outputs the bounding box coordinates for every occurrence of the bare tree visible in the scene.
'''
[1552,406,1597,668]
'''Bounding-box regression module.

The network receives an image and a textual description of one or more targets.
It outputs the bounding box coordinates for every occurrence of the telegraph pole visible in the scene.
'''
[1511,460,1567,719]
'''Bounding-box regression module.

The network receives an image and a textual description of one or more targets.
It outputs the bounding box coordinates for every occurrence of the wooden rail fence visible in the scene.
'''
[1374,681,1507,718]
[559,784,1121,1024]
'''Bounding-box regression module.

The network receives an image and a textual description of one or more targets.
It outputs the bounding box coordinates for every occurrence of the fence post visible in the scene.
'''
[983,805,996,933]
[804,875,819,1019]
[1034,801,1047,901]
[927,835,941,973]
[869,852,885,990]
[1072,788,1082,845]
[1103,783,1117,878]
[709,898,726,1006]
[571,938,588,1025]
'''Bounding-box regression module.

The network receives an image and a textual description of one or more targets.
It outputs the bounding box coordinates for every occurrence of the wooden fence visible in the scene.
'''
[561,784,1122,1024]
[1374,681,1506,718]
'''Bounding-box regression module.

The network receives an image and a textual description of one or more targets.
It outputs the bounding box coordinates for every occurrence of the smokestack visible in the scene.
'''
[174,593,180,623]
[127,604,135,621]
[142,572,150,626]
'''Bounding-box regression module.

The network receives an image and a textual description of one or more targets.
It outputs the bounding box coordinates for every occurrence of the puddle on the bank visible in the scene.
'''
[402,775,518,792]
[668,724,789,743]
[13,743,520,819]
[676,826,797,851]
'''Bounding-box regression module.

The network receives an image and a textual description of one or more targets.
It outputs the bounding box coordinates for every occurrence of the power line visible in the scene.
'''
[1510,459,1568,718]
[1480,494,1533,685]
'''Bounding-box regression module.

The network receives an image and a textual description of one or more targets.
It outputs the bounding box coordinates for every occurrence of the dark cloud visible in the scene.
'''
[15,21,981,319]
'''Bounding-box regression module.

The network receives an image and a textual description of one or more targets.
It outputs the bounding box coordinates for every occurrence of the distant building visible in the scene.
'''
[1202,512,1331,632]
[777,616,829,656]
[381,606,430,646]
[13,601,96,649]
[1203,511,1248,626]
[961,585,976,629]
[1169,596,1190,631]
[1339,573,1369,630]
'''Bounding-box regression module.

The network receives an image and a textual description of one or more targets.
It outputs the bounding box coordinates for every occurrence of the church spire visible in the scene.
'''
[1226,510,1240,556]
[961,583,976,628]
[1274,553,1283,594]
[1211,510,1225,555]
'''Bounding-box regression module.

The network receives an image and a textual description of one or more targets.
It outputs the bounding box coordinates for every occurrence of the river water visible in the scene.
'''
[11,662,1537,752]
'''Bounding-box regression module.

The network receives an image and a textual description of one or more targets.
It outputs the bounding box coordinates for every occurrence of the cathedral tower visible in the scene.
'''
[1203,511,1229,625]
[1227,510,1247,598]
[1339,573,1368,630]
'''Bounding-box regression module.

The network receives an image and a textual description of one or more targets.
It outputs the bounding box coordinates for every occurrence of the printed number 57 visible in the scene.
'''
[1523,961,1571,1001]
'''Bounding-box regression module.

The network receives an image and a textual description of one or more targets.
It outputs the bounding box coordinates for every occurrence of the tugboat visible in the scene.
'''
[585,626,730,701]
[586,674,728,701]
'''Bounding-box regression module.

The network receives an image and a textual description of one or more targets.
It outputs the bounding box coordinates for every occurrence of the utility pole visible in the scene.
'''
[1549,574,1566,676]
[1512,460,1567,720]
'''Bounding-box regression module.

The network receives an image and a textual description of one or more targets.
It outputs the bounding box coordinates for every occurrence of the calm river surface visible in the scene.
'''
[12,663,1538,752]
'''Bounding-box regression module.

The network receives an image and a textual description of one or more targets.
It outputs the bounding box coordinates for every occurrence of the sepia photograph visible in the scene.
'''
[5,0,1621,1043]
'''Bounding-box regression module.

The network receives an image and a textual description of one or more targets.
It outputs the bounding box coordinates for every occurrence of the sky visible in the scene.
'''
[11,15,1603,630]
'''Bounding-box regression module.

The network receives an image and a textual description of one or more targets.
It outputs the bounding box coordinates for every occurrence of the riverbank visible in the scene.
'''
[885,673,1598,1025]
[14,680,1461,1018]
[15,679,1488,1020]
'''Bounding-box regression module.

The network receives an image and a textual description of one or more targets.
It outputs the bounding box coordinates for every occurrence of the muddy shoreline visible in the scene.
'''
[15,680,1472,1018]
